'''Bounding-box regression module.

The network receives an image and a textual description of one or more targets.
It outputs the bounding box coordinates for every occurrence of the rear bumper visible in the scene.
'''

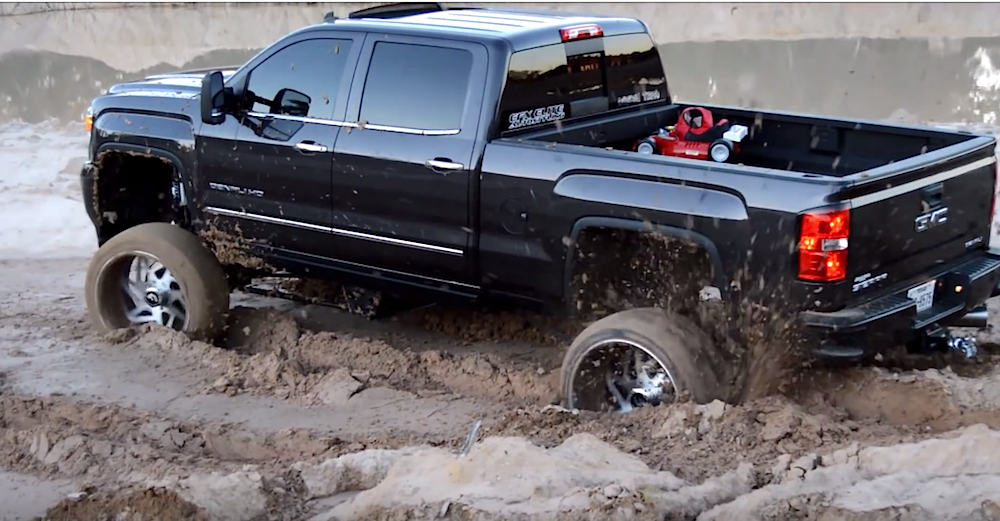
[799,251,1000,337]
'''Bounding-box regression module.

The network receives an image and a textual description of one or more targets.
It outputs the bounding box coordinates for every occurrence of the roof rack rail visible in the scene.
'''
[348,2,446,20]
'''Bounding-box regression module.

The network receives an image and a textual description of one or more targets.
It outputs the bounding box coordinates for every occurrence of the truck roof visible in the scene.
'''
[314,6,650,52]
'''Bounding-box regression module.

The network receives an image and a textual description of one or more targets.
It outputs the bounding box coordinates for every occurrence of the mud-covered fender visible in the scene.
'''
[562,216,731,304]
[91,112,197,208]
[555,173,745,303]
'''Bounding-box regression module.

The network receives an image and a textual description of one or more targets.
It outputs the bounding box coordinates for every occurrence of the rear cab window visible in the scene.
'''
[499,31,669,135]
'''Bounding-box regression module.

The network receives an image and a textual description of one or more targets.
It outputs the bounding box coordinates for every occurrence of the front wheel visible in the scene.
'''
[560,308,727,412]
[84,223,231,342]
[635,137,659,155]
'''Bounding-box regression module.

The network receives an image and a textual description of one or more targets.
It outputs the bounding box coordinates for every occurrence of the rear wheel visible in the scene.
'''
[709,139,732,163]
[560,308,726,412]
[85,223,230,342]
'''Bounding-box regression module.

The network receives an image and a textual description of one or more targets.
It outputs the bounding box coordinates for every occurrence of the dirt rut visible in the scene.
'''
[111,305,563,408]
[6,258,1000,519]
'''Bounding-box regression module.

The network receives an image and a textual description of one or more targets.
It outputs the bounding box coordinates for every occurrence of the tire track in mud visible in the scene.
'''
[70,304,1000,486]
[113,305,564,409]
[0,391,468,521]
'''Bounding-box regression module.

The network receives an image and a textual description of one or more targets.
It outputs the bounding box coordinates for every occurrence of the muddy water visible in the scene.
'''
[1,3,999,125]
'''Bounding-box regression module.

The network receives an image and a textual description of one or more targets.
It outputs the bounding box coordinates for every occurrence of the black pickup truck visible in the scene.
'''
[79,3,1000,412]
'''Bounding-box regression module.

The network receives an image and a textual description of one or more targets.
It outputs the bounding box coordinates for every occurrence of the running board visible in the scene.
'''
[242,278,435,320]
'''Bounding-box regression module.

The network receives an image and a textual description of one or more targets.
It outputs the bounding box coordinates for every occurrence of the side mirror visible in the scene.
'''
[273,88,311,118]
[200,71,226,125]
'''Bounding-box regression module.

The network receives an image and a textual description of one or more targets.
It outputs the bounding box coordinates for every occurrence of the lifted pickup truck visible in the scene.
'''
[80,3,1000,412]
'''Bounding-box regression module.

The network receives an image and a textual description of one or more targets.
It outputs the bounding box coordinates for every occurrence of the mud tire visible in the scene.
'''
[85,222,230,342]
[560,307,726,411]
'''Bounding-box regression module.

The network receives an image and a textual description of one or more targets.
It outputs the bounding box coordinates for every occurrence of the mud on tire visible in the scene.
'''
[85,223,230,342]
[560,307,728,411]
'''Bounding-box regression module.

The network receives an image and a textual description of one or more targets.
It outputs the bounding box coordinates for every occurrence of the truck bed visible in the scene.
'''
[515,102,977,178]
[498,102,997,310]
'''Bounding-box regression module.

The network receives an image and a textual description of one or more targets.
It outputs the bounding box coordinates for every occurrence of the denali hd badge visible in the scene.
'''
[914,207,948,232]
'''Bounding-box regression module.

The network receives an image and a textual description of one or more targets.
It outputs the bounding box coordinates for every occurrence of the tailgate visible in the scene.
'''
[845,146,997,295]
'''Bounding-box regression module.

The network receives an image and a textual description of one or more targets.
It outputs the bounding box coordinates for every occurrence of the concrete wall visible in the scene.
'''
[3,2,1000,70]
[1,2,999,126]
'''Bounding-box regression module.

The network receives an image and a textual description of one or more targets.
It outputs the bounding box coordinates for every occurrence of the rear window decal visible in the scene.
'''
[616,89,662,106]
[508,103,566,130]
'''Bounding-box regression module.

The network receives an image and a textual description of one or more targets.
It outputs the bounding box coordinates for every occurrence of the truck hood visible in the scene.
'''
[106,67,239,99]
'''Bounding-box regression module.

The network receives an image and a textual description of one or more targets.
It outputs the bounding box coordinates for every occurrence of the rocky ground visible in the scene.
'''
[3,255,1000,520]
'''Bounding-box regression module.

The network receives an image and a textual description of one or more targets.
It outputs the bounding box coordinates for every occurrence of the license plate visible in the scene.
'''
[907,280,936,313]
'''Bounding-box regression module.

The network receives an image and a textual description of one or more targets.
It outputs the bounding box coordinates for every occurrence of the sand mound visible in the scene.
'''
[700,424,1000,521]
[38,488,208,521]
[315,433,754,521]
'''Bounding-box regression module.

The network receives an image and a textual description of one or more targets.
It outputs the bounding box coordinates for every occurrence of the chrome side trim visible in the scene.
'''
[245,112,460,136]
[246,112,338,127]
[289,248,480,290]
[203,206,464,256]
[850,156,996,208]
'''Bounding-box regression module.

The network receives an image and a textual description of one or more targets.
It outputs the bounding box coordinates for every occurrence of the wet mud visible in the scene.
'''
[4,258,1000,519]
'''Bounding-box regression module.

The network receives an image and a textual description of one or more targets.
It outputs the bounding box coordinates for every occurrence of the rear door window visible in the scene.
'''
[359,42,473,131]
[499,32,669,134]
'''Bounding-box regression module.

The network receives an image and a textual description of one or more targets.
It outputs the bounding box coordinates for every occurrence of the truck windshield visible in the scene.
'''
[498,31,669,135]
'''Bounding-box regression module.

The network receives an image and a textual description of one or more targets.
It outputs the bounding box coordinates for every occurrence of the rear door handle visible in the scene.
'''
[295,141,328,153]
[425,159,464,172]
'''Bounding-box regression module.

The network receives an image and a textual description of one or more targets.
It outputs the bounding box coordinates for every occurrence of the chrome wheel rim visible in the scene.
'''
[568,338,677,413]
[118,252,188,331]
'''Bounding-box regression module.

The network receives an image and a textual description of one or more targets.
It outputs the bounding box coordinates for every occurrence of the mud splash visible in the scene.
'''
[197,223,270,271]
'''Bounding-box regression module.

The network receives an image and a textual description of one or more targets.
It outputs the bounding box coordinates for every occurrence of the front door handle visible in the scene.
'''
[425,158,464,172]
[294,141,328,153]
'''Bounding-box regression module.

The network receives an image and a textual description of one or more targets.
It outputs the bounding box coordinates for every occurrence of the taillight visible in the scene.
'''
[84,107,93,133]
[560,24,603,42]
[799,208,850,282]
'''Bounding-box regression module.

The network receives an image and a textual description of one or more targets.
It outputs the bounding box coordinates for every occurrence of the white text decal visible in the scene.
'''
[508,104,566,130]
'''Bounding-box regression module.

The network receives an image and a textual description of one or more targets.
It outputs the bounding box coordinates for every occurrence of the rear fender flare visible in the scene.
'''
[552,173,749,222]
[562,216,730,311]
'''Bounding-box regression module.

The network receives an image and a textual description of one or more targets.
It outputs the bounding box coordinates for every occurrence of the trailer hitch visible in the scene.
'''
[925,325,978,359]
[947,335,978,359]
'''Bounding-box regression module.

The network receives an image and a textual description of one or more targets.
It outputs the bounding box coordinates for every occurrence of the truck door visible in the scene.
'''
[196,33,363,261]
[329,35,488,286]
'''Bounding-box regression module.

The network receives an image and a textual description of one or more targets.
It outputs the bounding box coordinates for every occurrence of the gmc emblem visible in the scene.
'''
[914,207,948,232]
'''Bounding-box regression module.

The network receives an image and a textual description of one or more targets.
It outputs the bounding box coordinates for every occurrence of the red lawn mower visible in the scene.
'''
[634,106,749,163]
